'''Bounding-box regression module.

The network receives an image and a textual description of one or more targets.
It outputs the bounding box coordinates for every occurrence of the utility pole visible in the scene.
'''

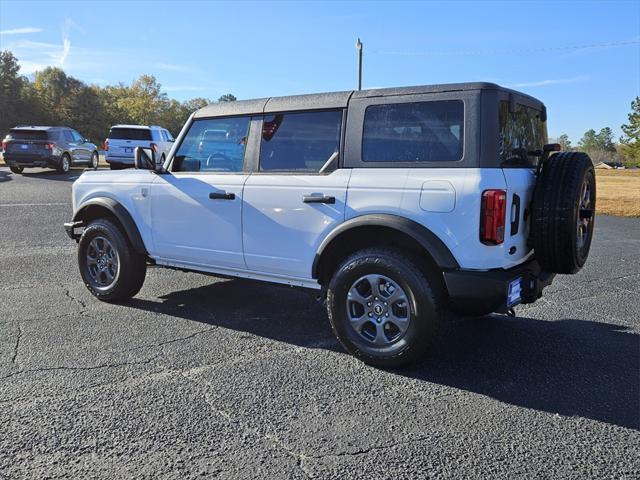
[356,38,363,90]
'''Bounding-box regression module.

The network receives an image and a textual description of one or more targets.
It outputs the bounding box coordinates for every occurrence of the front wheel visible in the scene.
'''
[90,151,99,169]
[9,166,24,174]
[78,219,146,301]
[326,248,443,368]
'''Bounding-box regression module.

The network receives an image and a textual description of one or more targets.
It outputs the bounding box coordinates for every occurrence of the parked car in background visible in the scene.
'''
[2,126,99,174]
[104,125,174,170]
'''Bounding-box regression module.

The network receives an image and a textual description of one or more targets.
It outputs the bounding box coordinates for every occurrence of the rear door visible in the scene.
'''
[242,110,349,278]
[4,129,50,160]
[498,99,548,264]
[108,127,152,163]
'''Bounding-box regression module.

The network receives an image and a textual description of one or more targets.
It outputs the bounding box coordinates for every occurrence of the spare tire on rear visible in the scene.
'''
[531,151,596,274]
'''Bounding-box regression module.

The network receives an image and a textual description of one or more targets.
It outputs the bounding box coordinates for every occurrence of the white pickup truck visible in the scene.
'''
[65,83,596,367]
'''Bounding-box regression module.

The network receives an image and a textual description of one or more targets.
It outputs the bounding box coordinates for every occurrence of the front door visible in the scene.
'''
[242,110,349,279]
[150,115,253,270]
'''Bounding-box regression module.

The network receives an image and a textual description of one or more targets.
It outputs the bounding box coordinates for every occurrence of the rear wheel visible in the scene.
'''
[9,166,23,174]
[78,218,146,301]
[327,248,443,368]
[531,151,596,274]
[57,154,71,173]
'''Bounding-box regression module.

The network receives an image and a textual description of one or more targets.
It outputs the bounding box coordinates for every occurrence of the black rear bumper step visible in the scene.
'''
[443,258,555,315]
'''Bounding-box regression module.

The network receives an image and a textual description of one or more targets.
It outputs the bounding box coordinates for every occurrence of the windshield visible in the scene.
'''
[498,101,548,166]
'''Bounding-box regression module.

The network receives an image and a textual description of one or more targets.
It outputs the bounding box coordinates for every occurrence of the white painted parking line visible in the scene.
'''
[0,203,69,207]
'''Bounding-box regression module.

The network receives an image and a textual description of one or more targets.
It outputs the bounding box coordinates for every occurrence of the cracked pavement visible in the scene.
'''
[1,167,639,479]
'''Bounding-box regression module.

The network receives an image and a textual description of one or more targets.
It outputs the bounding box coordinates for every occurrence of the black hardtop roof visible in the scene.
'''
[193,82,543,118]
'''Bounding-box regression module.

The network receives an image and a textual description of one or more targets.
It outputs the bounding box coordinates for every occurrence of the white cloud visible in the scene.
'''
[0,27,43,35]
[508,76,589,88]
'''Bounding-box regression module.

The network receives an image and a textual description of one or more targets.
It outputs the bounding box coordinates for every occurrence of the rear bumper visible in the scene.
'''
[5,154,59,168]
[105,154,134,164]
[443,258,555,315]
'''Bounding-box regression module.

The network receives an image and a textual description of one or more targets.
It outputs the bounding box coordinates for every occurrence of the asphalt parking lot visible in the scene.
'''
[1,167,638,479]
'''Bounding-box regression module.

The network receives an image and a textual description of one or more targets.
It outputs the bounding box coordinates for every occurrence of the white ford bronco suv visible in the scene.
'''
[65,83,596,367]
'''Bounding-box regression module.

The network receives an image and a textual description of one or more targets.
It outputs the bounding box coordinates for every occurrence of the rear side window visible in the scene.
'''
[498,101,548,166]
[8,129,48,140]
[362,100,464,162]
[108,128,152,141]
[259,110,342,172]
[173,116,251,172]
[151,129,162,141]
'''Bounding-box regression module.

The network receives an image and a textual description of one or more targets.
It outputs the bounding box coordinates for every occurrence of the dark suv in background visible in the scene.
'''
[2,126,99,174]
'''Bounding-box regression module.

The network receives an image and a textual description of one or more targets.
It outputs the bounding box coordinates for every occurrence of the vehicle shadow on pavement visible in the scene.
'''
[403,315,639,431]
[127,278,341,351]
[126,279,639,431]
[0,170,12,182]
[18,169,84,182]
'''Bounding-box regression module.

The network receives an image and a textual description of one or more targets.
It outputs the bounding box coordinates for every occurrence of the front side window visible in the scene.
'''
[173,116,251,172]
[71,130,84,142]
[63,130,74,142]
[362,100,464,162]
[498,101,548,166]
[259,110,342,172]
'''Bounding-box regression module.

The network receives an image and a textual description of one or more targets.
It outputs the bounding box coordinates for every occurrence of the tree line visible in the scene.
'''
[552,98,639,166]
[0,50,236,146]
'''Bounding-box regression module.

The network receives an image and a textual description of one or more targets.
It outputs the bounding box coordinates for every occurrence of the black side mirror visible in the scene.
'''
[134,147,156,170]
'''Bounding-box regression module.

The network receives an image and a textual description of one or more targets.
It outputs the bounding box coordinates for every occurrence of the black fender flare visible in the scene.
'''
[73,197,148,255]
[311,214,459,278]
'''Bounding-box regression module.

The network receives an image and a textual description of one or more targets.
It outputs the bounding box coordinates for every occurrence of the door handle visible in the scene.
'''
[209,192,235,200]
[303,195,335,204]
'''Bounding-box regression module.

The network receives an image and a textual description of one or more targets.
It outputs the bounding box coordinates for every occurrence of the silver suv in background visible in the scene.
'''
[104,125,174,170]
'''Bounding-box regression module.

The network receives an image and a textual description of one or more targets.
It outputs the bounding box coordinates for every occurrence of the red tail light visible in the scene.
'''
[150,142,158,152]
[103,138,109,151]
[480,189,507,245]
[45,142,55,150]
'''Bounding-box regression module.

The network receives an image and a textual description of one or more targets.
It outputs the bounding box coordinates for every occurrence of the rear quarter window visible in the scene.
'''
[108,128,152,141]
[498,101,548,166]
[362,100,464,162]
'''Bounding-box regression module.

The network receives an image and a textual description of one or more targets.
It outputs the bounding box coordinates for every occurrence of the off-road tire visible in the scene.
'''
[327,248,443,368]
[531,151,596,274]
[57,153,71,173]
[78,218,146,301]
[9,166,23,174]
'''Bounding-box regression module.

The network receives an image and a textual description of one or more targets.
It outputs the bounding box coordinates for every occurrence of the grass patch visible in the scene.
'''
[595,169,640,217]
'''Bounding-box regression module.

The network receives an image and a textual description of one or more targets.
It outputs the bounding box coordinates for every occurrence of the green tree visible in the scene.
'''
[620,96,640,163]
[217,93,236,102]
[557,133,572,151]
[0,50,33,135]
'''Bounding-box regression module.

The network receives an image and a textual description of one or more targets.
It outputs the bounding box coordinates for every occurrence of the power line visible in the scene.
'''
[372,39,640,57]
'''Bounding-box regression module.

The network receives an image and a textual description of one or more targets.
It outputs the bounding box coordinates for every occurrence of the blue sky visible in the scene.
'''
[1,0,638,142]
